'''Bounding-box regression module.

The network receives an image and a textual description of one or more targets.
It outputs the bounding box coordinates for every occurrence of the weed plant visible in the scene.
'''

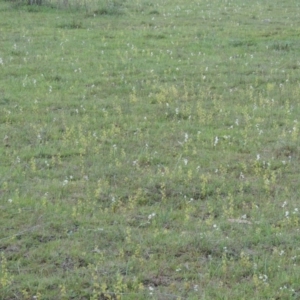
[1,0,300,299]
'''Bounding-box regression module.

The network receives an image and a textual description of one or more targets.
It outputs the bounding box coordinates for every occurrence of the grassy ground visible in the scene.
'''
[1,0,300,299]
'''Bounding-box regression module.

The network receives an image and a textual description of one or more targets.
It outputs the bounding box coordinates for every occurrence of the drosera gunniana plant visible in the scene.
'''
[1,0,300,298]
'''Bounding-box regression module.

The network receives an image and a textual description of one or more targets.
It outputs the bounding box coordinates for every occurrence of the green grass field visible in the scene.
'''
[1,0,300,298]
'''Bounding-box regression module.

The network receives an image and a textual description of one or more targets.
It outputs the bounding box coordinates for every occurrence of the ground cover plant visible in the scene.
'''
[1,0,300,298]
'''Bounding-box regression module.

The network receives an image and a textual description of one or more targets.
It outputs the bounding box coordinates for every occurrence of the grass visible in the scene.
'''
[1,0,300,298]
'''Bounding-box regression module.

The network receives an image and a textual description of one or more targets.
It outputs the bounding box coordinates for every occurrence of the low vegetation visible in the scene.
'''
[1,0,300,298]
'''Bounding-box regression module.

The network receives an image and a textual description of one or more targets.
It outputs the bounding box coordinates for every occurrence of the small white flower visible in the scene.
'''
[8,199,13,203]
[214,136,218,146]
[184,133,189,142]
[256,154,260,160]
[263,275,268,281]
[149,286,154,295]
[259,274,268,282]
[148,213,156,220]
